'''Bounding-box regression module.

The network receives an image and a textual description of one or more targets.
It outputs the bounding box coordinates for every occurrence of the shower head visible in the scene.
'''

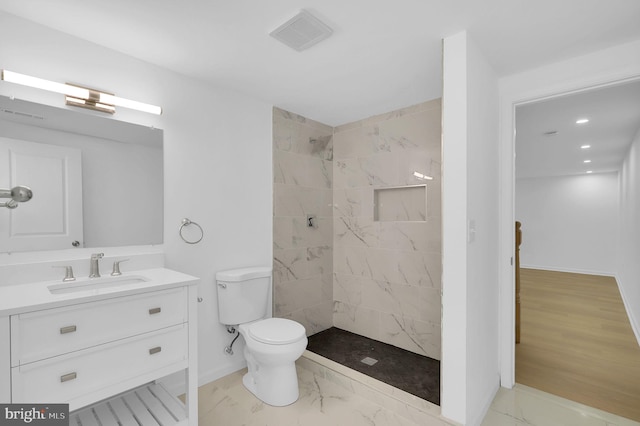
[0,185,33,202]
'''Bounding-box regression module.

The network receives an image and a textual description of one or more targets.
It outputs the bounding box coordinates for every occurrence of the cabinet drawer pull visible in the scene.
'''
[149,346,162,355]
[60,325,77,334]
[60,372,77,382]
[148,307,161,315]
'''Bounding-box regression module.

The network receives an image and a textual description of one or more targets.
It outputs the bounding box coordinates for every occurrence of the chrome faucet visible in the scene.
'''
[89,253,104,278]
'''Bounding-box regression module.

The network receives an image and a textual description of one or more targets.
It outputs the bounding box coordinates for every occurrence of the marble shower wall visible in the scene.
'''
[273,107,334,335]
[332,100,442,360]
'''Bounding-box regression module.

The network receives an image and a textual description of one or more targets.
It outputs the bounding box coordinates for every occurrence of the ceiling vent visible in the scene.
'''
[270,10,333,52]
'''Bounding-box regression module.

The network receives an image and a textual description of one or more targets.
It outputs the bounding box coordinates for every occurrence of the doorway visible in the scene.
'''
[508,79,640,420]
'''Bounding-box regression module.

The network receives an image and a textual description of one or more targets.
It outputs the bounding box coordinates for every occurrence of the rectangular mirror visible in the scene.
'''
[0,95,163,253]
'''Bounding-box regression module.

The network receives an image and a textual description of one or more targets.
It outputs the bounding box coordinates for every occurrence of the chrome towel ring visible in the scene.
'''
[179,218,203,244]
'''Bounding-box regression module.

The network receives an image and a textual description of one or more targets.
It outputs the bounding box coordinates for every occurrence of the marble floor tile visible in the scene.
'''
[196,365,640,426]
[198,366,423,426]
[482,384,640,426]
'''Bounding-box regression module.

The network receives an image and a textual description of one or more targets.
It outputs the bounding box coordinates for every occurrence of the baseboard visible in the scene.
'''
[520,264,615,277]
[615,274,640,347]
[198,359,247,388]
[468,376,500,426]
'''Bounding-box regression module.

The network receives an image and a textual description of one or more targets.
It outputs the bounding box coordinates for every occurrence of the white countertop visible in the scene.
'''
[0,267,199,315]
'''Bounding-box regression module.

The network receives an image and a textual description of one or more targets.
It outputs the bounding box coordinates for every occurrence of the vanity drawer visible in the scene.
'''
[11,323,188,409]
[11,287,187,366]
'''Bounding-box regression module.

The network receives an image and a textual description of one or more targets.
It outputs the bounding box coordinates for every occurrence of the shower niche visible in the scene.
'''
[374,184,427,222]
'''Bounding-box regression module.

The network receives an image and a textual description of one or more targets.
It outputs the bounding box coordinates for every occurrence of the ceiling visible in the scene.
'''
[1,1,639,126]
[516,79,640,179]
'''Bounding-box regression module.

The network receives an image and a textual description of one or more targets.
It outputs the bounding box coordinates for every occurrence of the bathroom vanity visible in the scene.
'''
[0,267,198,425]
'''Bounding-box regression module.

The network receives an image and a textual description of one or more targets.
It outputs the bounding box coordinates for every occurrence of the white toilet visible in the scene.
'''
[216,267,307,406]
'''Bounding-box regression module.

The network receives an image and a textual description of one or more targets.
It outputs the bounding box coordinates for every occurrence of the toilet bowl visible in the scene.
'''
[215,267,308,406]
[239,318,307,406]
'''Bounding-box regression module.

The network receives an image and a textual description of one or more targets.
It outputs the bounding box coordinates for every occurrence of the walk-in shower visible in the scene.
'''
[273,100,442,405]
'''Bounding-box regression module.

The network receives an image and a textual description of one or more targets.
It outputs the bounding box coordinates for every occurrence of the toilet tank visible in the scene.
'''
[216,266,272,325]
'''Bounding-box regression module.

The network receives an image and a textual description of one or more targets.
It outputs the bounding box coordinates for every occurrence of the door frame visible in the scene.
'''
[498,42,640,388]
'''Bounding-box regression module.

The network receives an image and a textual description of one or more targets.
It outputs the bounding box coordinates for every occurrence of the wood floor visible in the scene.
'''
[516,268,640,422]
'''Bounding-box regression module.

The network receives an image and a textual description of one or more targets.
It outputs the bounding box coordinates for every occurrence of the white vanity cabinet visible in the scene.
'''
[0,268,198,425]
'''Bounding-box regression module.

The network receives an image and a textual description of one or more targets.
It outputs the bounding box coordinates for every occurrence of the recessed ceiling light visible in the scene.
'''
[586,171,593,174]
[576,118,589,124]
[583,160,592,163]
[580,144,591,149]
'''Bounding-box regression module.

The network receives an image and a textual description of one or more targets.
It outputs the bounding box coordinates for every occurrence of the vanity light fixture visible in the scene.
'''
[1,70,162,115]
[413,171,434,181]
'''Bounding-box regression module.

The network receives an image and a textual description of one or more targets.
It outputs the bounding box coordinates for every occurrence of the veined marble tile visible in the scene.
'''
[397,152,441,186]
[333,124,384,159]
[307,157,333,189]
[273,216,293,250]
[333,188,374,218]
[274,150,305,186]
[333,273,363,306]
[362,248,405,283]
[297,125,333,160]
[359,153,399,186]
[274,107,333,133]
[334,216,378,248]
[334,118,361,134]
[379,313,441,359]
[417,98,442,112]
[273,106,308,123]
[333,245,371,278]
[334,154,401,188]
[377,112,428,153]
[379,222,431,251]
[298,353,454,426]
[293,216,333,248]
[283,300,334,336]
[274,151,331,188]
[425,181,442,220]
[419,286,442,325]
[310,135,333,161]
[378,108,441,153]
[198,352,629,426]
[333,300,380,340]
[273,248,308,284]
[273,116,298,152]
[199,364,426,426]
[483,384,640,426]
[274,275,332,317]
[275,185,333,217]
[307,246,333,276]
[334,158,372,189]
[396,250,442,288]
[374,186,426,222]
[361,278,422,319]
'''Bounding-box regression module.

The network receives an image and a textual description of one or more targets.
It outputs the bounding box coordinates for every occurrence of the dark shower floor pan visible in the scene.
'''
[306,327,440,405]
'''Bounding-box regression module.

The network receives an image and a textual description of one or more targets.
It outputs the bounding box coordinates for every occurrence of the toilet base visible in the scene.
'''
[242,363,300,407]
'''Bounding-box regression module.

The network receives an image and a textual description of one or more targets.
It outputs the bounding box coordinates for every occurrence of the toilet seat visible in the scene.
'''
[247,318,305,345]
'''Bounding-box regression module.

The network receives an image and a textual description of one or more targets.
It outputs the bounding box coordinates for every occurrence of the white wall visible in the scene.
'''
[516,173,619,275]
[442,31,500,426]
[498,38,640,386]
[618,128,640,342]
[0,12,273,386]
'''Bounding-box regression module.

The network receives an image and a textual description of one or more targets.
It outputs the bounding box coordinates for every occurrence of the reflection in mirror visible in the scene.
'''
[0,95,163,253]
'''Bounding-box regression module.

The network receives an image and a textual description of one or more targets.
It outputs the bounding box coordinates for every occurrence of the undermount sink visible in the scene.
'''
[48,275,149,294]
